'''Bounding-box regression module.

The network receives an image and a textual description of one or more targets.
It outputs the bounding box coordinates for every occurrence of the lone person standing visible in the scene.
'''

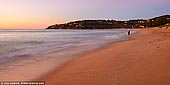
[128,30,130,36]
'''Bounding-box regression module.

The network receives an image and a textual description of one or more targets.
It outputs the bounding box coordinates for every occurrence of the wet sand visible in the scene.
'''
[37,28,170,85]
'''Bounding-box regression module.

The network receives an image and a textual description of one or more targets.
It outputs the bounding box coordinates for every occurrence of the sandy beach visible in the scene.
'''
[37,28,170,85]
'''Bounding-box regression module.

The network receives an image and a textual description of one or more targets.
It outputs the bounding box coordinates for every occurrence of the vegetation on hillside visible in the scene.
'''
[46,15,170,29]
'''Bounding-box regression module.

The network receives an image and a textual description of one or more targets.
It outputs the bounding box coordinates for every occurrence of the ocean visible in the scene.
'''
[0,29,135,80]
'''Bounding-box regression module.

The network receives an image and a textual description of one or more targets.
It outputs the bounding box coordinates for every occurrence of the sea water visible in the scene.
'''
[0,29,135,80]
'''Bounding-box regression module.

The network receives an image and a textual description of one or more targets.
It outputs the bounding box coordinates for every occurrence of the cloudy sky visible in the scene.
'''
[0,0,170,29]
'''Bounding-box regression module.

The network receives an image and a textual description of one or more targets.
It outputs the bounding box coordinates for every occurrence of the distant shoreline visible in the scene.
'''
[46,15,170,29]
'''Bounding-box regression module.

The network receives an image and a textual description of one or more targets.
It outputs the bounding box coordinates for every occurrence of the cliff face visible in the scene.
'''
[46,15,170,29]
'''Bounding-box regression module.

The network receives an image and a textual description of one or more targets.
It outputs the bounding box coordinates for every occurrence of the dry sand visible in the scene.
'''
[37,28,170,85]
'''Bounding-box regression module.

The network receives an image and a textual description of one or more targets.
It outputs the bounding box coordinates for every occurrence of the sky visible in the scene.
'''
[0,0,170,29]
